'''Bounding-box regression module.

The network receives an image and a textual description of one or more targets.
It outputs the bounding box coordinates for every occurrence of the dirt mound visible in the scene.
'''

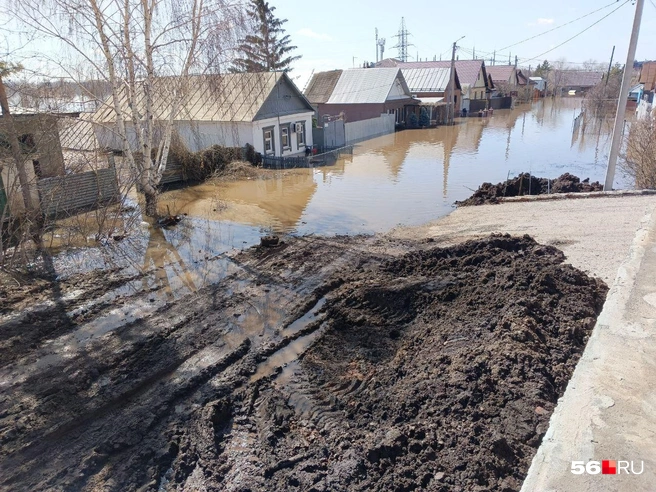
[0,234,607,491]
[251,234,607,491]
[457,173,604,206]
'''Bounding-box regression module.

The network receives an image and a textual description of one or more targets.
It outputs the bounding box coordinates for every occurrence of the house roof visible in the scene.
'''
[304,70,343,104]
[377,59,488,88]
[485,65,516,84]
[529,77,544,81]
[326,68,412,104]
[93,72,313,124]
[639,62,656,91]
[556,70,603,88]
[400,67,460,93]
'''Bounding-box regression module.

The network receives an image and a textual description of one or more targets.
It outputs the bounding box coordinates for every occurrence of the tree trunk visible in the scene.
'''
[144,190,158,217]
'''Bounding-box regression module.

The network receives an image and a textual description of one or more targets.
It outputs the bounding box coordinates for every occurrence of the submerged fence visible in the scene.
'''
[261,145,353,170]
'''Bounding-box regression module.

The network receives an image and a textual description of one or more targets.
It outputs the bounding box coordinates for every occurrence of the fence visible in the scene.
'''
[38,166,120,219]
[345,114,395,144]
[261,145,353,170]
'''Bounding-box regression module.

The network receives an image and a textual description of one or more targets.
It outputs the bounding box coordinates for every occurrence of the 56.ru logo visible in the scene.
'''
[571,461,644,475]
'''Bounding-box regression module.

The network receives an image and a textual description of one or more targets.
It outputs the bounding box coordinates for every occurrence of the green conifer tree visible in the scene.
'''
[231,0,301,72]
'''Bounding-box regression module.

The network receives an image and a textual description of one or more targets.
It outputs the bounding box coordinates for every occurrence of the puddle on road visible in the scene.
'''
[250,324,327,383]
[281,298,326,337]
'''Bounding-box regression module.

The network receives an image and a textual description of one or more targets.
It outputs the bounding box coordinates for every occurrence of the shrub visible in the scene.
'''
[407,112,419,129]
[419,107,430,127]
[622,117,656,189]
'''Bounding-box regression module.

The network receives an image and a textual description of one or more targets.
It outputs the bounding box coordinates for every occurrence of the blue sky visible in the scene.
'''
[274,0,656,88]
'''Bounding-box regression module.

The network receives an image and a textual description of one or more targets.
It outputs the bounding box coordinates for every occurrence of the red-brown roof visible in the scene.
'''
[640,62,656,92]
[485,65,516,84]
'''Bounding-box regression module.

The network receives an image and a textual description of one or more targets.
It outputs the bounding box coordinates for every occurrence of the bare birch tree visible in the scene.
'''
[7,0,244,216]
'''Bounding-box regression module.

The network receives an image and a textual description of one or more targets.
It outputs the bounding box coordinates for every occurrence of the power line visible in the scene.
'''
[499,0,625,52]
[520,0,630,64]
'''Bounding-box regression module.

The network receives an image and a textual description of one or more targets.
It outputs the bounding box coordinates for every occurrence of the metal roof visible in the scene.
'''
[485,65,516,84]
[93,72,313,124]
[304,70,343,104]
[415,97,445,106]
[377,59,487,88]
[555,70,603,88]
[401,68,453,93]
[326,68,412,104]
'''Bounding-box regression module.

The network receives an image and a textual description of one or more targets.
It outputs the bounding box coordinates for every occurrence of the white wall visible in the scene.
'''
[94,112,314,157]
[345,114,395,144]
[387,77,410,101]
[251,112,314,157]
[177,121,252,152]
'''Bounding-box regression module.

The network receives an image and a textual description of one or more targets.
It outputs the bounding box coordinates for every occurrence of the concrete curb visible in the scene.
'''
[521,202,656,491]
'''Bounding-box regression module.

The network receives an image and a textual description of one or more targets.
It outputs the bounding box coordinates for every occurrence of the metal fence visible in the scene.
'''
[261,145,353,170]
[38,166,120,219]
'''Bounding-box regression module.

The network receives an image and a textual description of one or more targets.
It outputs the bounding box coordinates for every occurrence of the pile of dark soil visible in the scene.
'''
[0,234,607,492]
[456,173,604,206]
[251,234,607,491]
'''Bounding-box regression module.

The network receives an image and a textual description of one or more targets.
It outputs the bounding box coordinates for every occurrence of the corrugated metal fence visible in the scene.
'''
[38,167,120,219]
[345,114,395,144]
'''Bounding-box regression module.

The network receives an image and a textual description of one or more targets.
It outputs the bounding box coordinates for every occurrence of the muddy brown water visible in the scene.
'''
[159,97,625,238]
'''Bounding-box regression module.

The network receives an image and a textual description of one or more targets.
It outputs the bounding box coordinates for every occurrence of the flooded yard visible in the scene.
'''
[160,97,625,238]
[38,97,626,300]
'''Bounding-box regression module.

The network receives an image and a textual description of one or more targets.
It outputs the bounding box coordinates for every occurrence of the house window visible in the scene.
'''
[280,123,291,151]
[296,121,305,147]
[263,127,275,155]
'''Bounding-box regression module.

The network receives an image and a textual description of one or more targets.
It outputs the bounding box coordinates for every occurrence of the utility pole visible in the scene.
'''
[605,0,644,190]
[493,50,496,66]
[605,45,616,86]
[448,36,465,125]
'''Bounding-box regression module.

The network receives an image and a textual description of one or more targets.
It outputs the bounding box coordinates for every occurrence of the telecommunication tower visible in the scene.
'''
[375,28,386,63]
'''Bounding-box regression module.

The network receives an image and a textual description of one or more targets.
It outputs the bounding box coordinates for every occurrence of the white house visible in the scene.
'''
[92,72,314,158]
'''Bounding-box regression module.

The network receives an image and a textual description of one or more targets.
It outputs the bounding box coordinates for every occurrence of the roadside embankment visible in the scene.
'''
[393,194,656,284]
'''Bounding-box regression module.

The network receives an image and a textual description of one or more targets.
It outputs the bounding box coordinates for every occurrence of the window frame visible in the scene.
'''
[296,121,306,147]
[280,123,291,151]
[263,126,275,155]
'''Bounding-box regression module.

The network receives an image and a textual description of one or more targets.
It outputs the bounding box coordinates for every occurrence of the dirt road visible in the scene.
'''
[0,231,608,491]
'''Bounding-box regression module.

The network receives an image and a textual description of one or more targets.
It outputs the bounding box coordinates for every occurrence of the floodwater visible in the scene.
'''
[42,97,627,327]
[160,97,626,237]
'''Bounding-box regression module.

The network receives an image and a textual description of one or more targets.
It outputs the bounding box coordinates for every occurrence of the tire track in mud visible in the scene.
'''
[0,237,367,491]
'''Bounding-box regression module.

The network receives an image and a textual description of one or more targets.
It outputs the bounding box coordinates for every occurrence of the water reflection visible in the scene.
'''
[49,98,628,295]
[156,97,623,238]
